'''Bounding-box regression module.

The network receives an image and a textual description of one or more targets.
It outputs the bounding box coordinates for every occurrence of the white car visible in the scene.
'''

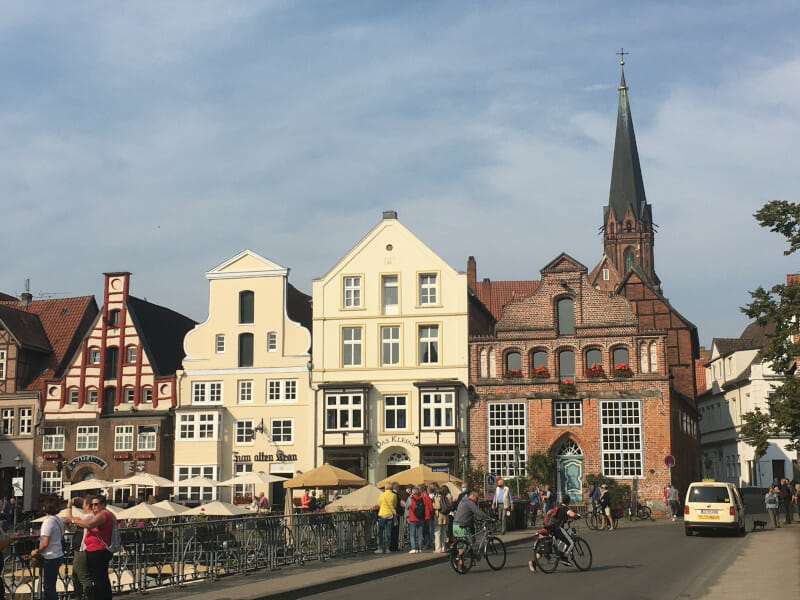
[684,481,746,536]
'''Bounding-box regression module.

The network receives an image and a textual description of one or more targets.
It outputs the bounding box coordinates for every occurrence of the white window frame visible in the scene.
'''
[384,395,407,431]
[600,399,643,478]
[419,273,438,305]
[137,425,158,451]
[77,426,99,451]
[89,348,101,364]
[238,380,253,404]
[488,402,527,478]
[381,326,400,366]
[234,462,254,499]
[325,394,364,431]
[418,325,439,365]
[40,471,62,495]
[178,412,221,441]
[19,408,32,435]
[126,346,137,363]
[114,425,134,451]
[271,418,293,444]
[267,332,277,352]
[235,419,254,445]
[421,391,455,430]
[554,400,582,426]
[68,388,79,404]
[1,408,14,435]
[343,276,362,308]
[43,426,65,451]
[342,327,362,366]
[266,379,297,403]
[141,387,151,404]
[215,334,225,353]
[382,275,399,315]
[192,381,223,404]
[175,465,218,501]
[602,268,610,281]
[124,388,135,403]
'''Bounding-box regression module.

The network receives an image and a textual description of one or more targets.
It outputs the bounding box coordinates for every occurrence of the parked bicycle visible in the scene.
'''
[585,504,603,530]
[449,519,507,574]
[532,517,592,573]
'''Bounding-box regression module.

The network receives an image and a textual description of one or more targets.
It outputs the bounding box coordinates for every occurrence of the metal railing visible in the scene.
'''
[1,510,379,599]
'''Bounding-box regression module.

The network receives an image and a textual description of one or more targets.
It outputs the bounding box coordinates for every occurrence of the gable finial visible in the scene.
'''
[616,48,628,90]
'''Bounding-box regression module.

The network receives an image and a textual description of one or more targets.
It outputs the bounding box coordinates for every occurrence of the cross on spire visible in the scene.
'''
[617,47,628,66]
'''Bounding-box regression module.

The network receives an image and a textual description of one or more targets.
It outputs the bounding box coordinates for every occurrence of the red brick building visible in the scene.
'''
[467,66,701,504]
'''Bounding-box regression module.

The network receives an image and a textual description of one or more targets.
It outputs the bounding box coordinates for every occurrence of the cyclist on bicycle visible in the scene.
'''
[452,491,489,565]
[530,494,578,572]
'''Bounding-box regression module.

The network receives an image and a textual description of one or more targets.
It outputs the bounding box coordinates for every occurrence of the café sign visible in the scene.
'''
[234,449,298,463]
[65,455,109,472]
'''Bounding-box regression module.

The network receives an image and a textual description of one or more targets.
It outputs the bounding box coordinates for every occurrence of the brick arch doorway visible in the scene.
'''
[554,439,583,504]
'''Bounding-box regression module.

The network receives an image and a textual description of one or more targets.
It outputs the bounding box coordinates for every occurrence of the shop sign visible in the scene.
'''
[376,435,418,449]
[233,449,298,463]
[65,455,109,472]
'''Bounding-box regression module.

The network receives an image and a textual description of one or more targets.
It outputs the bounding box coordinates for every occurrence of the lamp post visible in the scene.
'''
[13,454,23,530]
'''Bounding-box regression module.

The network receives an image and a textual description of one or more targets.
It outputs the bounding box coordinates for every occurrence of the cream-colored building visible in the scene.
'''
[312,211,470,484]
[176,250,313,506]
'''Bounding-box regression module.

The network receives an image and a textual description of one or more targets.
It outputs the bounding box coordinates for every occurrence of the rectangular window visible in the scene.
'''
[175,465,217,501]
[215,334,225,353]
[421,391,455,429]
[141,388,151,404]
[239,333,254,367]
[126,346,137,363]
[192,382,223,404]
[419,273,438,305]
[418,325,439,365]
[238,380,253,404]
[18,408,32,435]
[40,471,62,495]
[267,332,277,352]
[488,402,527,478]
[43,426,65,451]
[235,420,254,444]
[342,327,362,366]
[271,419,293,443]
[0,350,5,380]
[114,425,134,451]
[89,348,100,364]
[601,399,643,477]
[602,268,610,281]
[77,426,99,451]
[137,425,157,451]
[124,388,135,403]
[266,380,298,402]
[234,462,254,499]
[382,275,399,315]
[384,395,407,430]
[1,409,14,435]
[553,400,582,426]
[325,394,364,431]
[343,276,362,308]
[239,290,254,324]
[69,389,79,404]
[178,413,220,441]
[198,413,217,438]
[381,326,400,366]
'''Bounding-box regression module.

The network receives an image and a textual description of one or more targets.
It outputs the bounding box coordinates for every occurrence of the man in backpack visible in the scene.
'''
[530,494,579,572]
[407,486,426,554]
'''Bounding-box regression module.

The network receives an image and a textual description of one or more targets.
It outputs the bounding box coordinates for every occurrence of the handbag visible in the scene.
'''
[29,552,43,569]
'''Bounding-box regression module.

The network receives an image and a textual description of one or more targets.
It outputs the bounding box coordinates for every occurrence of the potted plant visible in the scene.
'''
[585,363,606,378]
[531,365,550,379]
[506,368,523,378]
[612,363,634,378]
[559,379,577,395]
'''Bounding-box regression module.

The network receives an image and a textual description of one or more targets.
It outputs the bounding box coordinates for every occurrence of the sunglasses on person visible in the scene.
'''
[91,502,102,506]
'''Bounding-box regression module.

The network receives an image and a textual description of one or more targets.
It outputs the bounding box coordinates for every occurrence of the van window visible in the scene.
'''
[689,486,730,503]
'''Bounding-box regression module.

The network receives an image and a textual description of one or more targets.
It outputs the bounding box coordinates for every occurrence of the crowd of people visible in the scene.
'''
[765,478,799,528]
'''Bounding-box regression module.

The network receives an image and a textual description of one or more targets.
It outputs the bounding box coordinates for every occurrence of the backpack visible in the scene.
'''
[439,495,453,516]
[542,506,562,528]
[412,497,426,520]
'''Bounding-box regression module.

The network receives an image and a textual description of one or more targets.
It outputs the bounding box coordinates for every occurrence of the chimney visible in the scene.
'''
[467,256,477,290]
[19,293,32,307]
[382,210,398,220]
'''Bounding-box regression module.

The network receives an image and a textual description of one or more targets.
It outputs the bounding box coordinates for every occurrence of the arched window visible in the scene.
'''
[640,343,649,373]
[532,351,548,368]
[531,350,548,378]
[68,387,79,404]
[126,345,137,364]
[489,350,496,378]
[613,347,629,367]
[558,350,575,381]
[479,348,488,379]
[585,348,602,369]
[624,247,635,272]
[239,290,254,324]
[506,351,522,377]
[239,333,254,367]
[649,342,657,373]
[557,298,575,336]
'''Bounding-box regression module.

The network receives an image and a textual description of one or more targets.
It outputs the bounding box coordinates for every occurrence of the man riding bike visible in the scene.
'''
[452,491,490,566]
[529,494,578,573]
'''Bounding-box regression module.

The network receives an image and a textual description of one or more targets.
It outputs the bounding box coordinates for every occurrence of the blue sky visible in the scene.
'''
[1,1,798,347]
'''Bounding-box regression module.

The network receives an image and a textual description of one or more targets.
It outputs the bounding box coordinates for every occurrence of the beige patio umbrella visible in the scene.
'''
[173,476,220,488]
[152,500,190,514]
[116,473,175,487]
[104,504,124,516]
[325,485,382,511]
[282,464,366,489]
[376,465,464,489]
[182,501,251,516]
[116,503,176,520]
[64,479,115,492]
[218,472,286,486]
[34,507,88,522]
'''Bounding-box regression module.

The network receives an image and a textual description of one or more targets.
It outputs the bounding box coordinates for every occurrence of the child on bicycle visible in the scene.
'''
[529,494,578,573]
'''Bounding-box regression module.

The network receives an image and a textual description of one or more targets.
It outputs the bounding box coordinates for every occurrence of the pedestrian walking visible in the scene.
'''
[376,483,398,554]
[599,484,615,530]
[31,496,65,600]
[529,486,542,526]
[492,478,513,534]
[666,484,680,521]
[432,486,450,552]
[407,486,426,553]
[765,485,781,529]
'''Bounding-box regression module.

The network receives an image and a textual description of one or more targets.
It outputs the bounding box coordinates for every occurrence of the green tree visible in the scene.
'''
[526,452,555,486]
[741,199,800,453]
[738,407,772,460]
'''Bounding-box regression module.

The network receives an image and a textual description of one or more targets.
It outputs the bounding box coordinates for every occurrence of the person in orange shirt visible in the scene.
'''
[301,489,311,511]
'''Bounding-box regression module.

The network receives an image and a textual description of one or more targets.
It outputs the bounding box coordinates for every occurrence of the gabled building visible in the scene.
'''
[699,321,794,486]
[0,293,98,509]
[176,250,312,507]
[312,211,471,483]
[38,273,195,503]
[467,64,701,502]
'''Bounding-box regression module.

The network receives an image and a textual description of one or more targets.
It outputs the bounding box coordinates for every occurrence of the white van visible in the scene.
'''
[684,481,746,536]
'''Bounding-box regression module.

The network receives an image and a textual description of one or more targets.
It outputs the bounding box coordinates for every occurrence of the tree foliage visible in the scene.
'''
[740,200,800,453]
[526,452,555,485]
[738,407,771,460]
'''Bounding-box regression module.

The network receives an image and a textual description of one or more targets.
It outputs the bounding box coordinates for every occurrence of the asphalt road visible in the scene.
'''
[302,521,748,600]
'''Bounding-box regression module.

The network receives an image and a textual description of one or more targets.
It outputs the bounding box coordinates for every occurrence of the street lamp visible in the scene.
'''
[13,454,23,530]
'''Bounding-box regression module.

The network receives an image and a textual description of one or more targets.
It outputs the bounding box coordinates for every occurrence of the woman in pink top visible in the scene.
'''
[64,494,115,600]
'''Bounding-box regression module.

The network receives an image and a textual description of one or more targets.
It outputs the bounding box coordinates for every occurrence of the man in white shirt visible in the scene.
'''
[491,478,513,534]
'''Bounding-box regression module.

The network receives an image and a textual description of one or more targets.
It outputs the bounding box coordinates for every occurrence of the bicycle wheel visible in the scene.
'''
[571,537,593,571]
[639,505,653,520]
[449,539,473,574]
[585,511,599,530]
[533,538,559,574]
[484,536,507,570]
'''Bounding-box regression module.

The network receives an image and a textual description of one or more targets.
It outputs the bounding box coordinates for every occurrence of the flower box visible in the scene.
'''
[612,363,634,378]
[559,379,577,395]
[531,365,550,379]
[506,369,523,379]
[585,363,606,378]
[113,452,131,460]
[43,452,62,460]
